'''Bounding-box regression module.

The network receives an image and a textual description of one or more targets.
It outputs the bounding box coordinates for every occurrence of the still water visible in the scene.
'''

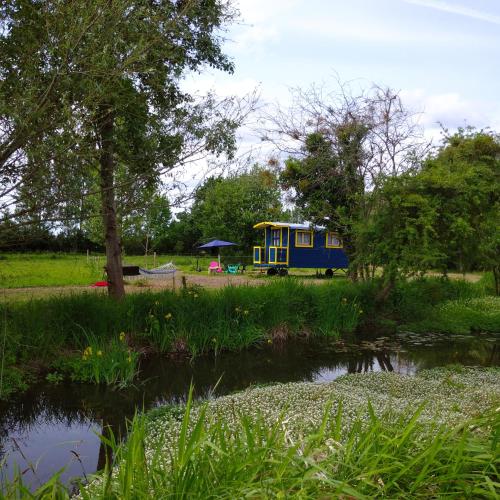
[0,331,498,488]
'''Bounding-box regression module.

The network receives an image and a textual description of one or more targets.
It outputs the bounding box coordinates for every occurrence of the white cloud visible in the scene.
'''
[226,0,300,54]
[400,88,500,140]
[182,75,261,98]
[285,11,497,48]
[403,0,500,26]
[236,0,300,24]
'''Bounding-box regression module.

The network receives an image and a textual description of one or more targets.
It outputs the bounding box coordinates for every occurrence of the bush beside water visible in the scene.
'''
[404,296,500,334]
[51,332,140,387]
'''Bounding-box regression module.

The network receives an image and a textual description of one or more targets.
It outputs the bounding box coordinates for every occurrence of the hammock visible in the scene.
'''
[138,261,176,277]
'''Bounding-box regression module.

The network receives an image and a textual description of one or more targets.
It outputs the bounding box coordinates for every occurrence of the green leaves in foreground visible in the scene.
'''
[8,393,498,498]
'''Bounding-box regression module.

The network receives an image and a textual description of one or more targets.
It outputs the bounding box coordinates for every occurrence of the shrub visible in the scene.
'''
[404,296,500,334]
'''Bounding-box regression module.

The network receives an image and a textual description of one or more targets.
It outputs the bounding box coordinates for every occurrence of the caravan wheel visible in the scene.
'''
[267,268,278,276]
[325,268,334,278]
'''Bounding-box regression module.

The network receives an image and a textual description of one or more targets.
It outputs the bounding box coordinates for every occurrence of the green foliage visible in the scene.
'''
[282,131,365,228]
[53,332,139,387]
[168,167,286,252]
[388,277,486,324]
[4,369,499,498]
[45,371,64,384]
[120,192,173,254]
[0,365,29,399]
[359,128,500,287]
[355,173,443,281]
[404,296,500,334]
[422,128,500,277]
[0,277,495,399]
[478,272,498,295]
[140,280,366,355]
[1,0,243,299]
[281,131,365,265]
[1,280,369,394]
[1,0,239,209]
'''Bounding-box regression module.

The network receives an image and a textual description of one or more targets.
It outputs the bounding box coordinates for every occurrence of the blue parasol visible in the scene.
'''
[198,239,238,249]
[198,239,238,267]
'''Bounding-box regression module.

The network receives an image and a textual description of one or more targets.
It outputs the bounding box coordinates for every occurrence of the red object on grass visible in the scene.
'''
[91,281,108,287]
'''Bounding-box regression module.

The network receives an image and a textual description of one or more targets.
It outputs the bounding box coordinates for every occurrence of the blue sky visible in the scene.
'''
[185,0,500,140]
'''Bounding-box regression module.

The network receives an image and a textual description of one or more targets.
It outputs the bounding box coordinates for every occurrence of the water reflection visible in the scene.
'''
[0,332,498,488]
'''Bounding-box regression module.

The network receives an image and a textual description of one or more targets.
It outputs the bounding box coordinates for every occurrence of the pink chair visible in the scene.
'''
[208,261,222,274]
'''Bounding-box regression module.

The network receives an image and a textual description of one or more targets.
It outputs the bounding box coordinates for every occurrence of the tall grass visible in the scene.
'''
[4,386,499,498]
[403,296,500,334]
[388,276,500,333]
[388,276,491,324]
[2,279,367,360]
[0,276,495,398]
[52,331,140,387]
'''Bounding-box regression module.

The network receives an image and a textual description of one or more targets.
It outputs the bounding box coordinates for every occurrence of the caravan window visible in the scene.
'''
[295,230,313,247]
[271,228,281,246]
[326,232,342,248]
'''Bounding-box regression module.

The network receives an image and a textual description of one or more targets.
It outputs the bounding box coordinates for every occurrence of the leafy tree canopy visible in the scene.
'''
[0,0,244,297]
[358,128,500,294]
[168,167,286,253]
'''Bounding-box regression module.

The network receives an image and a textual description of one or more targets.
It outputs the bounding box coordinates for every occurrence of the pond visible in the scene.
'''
[0,331,498,489]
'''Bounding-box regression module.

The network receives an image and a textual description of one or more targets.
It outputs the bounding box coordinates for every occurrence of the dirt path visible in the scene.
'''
[425,272,483,283]
[1,270,482,302]
[0,271,270,301]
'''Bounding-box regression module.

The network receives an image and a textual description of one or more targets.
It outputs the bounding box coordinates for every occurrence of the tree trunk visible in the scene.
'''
[494,266,500,296]
[98,107,125,300]
[144,233,149,268]
[376,279,394,303]
[376,270,396,304]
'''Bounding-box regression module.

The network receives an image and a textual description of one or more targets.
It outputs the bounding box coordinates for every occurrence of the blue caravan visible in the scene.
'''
[253,221,349,276]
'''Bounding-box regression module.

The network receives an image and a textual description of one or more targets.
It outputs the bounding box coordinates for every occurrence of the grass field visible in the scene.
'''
[0,253,231,288]
[0,252,486,290]
[0,252,342,290]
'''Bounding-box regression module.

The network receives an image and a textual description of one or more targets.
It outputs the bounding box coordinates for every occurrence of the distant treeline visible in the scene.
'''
[0,167,289,256]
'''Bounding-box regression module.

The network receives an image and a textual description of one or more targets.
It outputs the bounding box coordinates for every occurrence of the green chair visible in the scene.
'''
[225,264,239,274]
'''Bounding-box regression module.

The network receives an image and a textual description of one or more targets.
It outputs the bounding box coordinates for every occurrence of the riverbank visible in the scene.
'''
[1,276,498,399]
[5,367,498,498]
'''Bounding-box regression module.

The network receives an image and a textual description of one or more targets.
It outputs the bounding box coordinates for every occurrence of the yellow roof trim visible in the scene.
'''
[253,221,278,229]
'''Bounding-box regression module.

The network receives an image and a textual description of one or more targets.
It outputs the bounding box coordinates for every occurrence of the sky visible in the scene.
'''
[183,0,500,144]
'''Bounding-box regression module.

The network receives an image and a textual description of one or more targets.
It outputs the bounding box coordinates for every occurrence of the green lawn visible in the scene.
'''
[0,253,227,288]
[0,253,345,288]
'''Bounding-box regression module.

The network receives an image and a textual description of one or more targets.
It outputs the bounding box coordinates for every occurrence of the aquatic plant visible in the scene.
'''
[4,368,499,498]
[54,332,139,387]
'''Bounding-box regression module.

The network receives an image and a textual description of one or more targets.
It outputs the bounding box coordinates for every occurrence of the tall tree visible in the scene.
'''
[354,173,442,299]
[0,0,246,298]
[194,168,284,250]
[270,81,429,278]
[121,192,172,256]
[421,128,500,291]
[357,128,500,296]
[168,167,284,252]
